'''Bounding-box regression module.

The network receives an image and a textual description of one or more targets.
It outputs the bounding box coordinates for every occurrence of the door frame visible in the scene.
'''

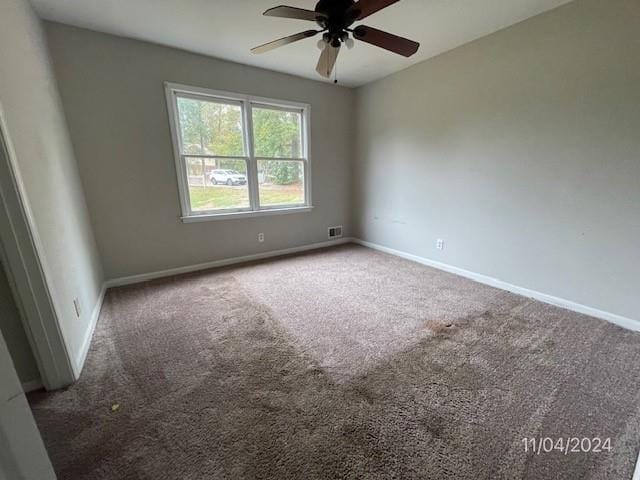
[0,102,75,390]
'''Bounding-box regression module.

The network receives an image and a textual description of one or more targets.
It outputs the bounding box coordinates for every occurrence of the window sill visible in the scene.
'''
[181,206,314,223]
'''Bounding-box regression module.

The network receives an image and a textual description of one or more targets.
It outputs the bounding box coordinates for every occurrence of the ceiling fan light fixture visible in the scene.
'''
[252,0,420,79]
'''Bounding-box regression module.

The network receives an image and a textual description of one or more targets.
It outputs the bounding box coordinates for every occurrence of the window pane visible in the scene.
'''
[186,157,249,211]
[258,160,305,207]
[252,107,303,158]
[176,97,244,156]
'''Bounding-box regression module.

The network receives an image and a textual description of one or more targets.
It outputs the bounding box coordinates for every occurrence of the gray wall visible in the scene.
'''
[45,23,355,280]
[0,260,38,384]
[38,0,638,323]
[354,0,640,320]
[0,0,104,374]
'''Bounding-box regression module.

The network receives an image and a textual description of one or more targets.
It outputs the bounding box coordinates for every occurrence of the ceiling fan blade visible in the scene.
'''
[316,45,341,78]
[251,30,319,54]
[348,0,400,20]
[263,6,325,22]
[353,26,419,57]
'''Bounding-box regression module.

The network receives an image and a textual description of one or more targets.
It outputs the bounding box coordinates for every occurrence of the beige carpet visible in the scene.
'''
[29,245,640,479]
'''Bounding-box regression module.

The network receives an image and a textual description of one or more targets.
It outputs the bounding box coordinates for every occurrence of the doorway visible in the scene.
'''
[0,106,75,390]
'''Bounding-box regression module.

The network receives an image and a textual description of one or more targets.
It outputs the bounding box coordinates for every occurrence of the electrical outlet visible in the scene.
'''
[73,298,82,318]
[436,239,444,250]
[258,232,265,243]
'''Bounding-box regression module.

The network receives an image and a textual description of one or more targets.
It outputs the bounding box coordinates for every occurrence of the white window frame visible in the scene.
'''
[165,82,312,222]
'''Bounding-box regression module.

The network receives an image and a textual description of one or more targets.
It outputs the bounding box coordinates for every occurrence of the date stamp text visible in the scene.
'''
[522,437,612,455]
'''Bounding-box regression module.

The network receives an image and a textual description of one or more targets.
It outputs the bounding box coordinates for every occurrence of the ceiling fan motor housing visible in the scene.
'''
[315,0,358,47]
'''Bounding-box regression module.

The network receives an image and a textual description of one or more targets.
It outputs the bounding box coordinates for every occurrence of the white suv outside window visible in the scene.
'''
[208,169,247,186]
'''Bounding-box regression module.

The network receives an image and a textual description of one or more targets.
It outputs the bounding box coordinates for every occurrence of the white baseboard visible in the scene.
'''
[105,237,353,289]
[21,378,43,393]
[73,283,107,379]
[353,238,639,332]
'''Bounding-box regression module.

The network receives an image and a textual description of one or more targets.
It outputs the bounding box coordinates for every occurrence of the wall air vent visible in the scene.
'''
[328,226,343,239]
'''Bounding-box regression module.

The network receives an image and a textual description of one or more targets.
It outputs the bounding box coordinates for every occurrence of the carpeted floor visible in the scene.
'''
[29,244,640,479]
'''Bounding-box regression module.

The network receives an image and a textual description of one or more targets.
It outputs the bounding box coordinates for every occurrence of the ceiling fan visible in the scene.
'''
[251,0,420,80]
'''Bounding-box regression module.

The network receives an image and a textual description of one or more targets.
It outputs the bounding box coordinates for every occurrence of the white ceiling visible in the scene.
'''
[31,0,573,87]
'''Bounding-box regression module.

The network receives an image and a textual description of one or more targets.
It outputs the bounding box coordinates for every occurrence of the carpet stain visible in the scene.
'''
[425,320,455,334]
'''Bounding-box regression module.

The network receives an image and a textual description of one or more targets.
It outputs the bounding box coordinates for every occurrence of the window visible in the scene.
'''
[165,83,311,221]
